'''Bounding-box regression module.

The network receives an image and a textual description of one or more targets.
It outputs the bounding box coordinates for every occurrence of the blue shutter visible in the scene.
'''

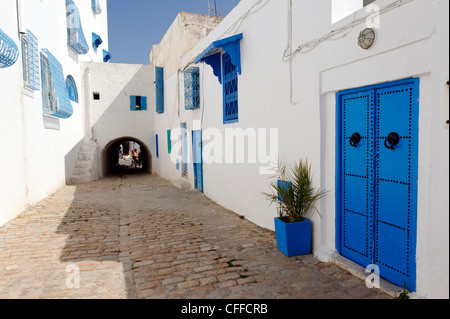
[223,53,238,124]
[155,135,159,158]
[155,66,164,114]
[130,96,136,111]
[141,97,147,110]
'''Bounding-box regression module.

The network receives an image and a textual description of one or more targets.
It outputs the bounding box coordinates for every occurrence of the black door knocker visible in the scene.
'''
[350,133,361,147]
[384,132,400,150]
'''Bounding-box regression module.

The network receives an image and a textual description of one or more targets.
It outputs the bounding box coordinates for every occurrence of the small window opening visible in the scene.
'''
[136,96,141,110]
[93,92,100,100]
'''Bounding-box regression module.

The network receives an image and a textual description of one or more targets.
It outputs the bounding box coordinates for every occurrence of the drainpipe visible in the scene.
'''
[16,0,26,35]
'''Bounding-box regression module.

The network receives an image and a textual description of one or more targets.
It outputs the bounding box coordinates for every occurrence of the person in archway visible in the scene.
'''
[132,148,139,168]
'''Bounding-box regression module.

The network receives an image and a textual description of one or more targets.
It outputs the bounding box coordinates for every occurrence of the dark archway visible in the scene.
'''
[103,137,152,176]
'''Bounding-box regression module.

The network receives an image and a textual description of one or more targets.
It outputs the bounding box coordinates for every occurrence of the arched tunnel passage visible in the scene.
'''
[103,137,152,176]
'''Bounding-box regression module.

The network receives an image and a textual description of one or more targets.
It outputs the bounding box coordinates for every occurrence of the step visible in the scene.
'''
[172,179,192,190]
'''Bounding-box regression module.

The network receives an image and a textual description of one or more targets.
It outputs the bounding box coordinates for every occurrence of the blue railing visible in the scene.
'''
[0,28,19,68]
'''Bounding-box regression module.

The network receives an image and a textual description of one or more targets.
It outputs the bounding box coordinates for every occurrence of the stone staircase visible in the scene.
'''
[70,138,99,184]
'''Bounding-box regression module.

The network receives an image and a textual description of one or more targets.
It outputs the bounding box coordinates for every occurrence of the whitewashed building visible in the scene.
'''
[0,0,109,225]
[149,0,449,298]
[1,0,448,299]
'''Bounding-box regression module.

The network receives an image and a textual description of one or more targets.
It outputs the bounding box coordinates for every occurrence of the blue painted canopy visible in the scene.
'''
[40,49,73,119]
[194,33,243,84]
[92,32,103,50]
[0,28,19,68]
[103,49,111,63]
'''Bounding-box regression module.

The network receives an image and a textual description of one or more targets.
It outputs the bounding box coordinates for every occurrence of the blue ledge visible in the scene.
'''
[194,33,243,84]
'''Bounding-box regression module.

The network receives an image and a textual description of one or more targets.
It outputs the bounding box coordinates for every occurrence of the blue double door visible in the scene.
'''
[337,78,419,291]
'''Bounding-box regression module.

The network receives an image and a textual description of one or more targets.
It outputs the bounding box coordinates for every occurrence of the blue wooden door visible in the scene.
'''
[192,130,203,193]
[337,78,419,291]
[338,89,375,269]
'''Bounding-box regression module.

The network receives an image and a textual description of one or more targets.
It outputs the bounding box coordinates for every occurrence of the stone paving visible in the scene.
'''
[0,175,392,299]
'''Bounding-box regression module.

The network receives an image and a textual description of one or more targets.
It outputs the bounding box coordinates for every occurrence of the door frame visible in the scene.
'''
[335,77,420,290]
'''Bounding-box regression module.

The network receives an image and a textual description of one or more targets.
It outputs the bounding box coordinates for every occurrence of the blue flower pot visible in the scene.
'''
[274,218,311,257]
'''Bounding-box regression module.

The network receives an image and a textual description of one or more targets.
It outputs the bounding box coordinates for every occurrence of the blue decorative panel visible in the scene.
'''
[222,53,238,124]
[155,66,164,114]
[91,0,102,14]
[184,67,200,110]
[0,28,19,68]
[66,0,89,55]
[65,75,78,103]
[40,49,73,119]
[21,30,40,91]
[336,78,419,292]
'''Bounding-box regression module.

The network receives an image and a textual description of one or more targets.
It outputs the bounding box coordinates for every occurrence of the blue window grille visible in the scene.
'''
[0,28,19,68]
[91,0,102,14]
[66,0,89,55]
[155,66,164,114]
[222,53,238,124]
[92,33,103,51]
[65,75,78,103]
[130,96,147,111]
[21,30,40,91]
[184,67,200,110]
[40,49,73,119]
[103,49,111,63]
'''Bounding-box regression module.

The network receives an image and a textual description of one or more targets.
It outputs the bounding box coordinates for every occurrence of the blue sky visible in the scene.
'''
[107,0,241,64]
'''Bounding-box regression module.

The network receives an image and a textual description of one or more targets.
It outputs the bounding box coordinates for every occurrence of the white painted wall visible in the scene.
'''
[153,0,449,298]
[83,62,155,175]
[0,0,108,226]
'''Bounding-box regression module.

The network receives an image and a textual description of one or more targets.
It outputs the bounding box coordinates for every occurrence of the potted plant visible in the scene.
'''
[263,159,328,257]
